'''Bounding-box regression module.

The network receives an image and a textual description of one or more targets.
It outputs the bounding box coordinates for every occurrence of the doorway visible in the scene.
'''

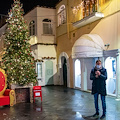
[45,60,53,85]
[75,59,81,88]
[105,57,116,96]
[61,57,67,87]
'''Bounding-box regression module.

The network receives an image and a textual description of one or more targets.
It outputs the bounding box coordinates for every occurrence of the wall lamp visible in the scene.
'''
[104,43,110,50]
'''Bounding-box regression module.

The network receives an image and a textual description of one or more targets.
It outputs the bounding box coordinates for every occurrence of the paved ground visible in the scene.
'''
[0,86,120,120]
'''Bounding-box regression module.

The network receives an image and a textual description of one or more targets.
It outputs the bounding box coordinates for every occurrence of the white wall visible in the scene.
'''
[24,7,37,34]
[24,6,57,86]
[37,45,56,58]
[37,44,57,85]
[24,6,56,45]
[37,7,56,43]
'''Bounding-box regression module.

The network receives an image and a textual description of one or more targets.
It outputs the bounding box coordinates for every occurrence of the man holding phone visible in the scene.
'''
[90,60,107,119]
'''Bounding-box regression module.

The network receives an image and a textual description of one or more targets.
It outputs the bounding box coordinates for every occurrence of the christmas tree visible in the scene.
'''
[2,0,37,85]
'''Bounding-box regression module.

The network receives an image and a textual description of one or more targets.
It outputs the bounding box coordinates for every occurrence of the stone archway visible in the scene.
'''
[58,52,70,87]
[72,34,104,91]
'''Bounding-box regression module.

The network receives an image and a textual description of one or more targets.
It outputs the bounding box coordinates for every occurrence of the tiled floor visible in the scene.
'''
[0,86,120,120]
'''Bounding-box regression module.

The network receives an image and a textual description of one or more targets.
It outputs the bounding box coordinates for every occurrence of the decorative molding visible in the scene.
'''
[35,59,44,62]
[35,57,56,62]
[31,43,57,47]
[42,57,56,60]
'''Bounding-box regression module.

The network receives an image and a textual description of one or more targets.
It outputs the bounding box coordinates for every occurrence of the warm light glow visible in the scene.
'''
[72,0,98,20]
[29,36,37,45]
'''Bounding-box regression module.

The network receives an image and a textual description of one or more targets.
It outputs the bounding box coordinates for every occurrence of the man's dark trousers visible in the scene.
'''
[94,93,106,115]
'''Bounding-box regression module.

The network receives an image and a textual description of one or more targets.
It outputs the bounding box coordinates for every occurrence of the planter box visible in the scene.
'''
[11,84,33,103]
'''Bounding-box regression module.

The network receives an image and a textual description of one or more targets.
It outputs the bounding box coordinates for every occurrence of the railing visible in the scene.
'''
[73,0,100,19]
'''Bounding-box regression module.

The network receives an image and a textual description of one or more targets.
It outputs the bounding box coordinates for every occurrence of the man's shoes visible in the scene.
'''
[100,114,106,119]
[92,112,99,117]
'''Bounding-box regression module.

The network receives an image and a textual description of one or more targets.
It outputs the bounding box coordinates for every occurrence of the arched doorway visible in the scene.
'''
[61,56,67,87]
[72,34,104,91]
[75,59,81,88]
[105,57,116,96]
[58,52,70,87]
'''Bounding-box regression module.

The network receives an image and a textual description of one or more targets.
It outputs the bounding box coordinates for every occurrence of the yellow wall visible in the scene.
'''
[66,0,120,31]
[56,0,68,37]
[56,0,120,88]
[100,0,120,17]
[57,0,120,52]
[90,13,118,50]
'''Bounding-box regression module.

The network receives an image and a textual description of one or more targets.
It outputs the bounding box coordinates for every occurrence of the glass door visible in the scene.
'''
[105,57,116,96]
[75,59,81,88]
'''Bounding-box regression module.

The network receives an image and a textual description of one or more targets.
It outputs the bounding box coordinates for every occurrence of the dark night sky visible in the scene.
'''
[0,0,60,15]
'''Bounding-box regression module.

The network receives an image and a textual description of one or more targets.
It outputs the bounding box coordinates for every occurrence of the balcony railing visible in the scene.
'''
[73,0,100,20]
[72,0,104,28]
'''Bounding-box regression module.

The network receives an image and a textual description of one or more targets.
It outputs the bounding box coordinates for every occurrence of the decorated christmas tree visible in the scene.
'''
[2,0,37,85]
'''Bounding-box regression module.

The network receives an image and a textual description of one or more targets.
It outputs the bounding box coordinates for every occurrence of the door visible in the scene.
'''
[105,57,116,96]
[75,59,81,88]
[62,57,67,87]
[45,60,53,85]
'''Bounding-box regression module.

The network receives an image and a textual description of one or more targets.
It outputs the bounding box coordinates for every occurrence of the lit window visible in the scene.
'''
[57,5,66,26]
[29,20,35,36]
[43,19,53,35]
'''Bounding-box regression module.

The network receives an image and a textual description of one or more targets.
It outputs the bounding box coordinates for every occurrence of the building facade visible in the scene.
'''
[24,6,58,86]
[0,6,58,86]
[56,0,120,98]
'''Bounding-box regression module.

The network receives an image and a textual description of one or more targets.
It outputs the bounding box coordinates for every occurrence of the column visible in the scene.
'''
[116,54,120,98]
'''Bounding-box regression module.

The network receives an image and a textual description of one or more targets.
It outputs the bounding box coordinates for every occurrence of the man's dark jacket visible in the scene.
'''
[90,67,107,96]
